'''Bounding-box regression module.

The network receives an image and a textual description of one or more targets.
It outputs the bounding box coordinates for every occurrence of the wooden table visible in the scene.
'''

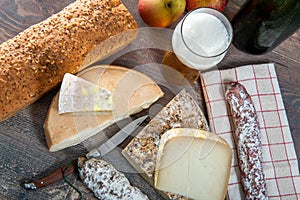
[0,0,299,199]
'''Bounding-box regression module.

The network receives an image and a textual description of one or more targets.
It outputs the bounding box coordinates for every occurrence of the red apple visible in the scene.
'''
[138,0,186,28]
[187,0,228,12]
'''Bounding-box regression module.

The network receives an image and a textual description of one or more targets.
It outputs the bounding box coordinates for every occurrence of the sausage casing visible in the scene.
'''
[225,82,268,200]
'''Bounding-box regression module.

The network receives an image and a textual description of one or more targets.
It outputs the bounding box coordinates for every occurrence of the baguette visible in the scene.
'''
[0,0,138,122]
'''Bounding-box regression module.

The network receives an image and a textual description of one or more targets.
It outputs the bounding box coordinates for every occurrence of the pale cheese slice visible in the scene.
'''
[58,73,113,114]
[154,128,232,200]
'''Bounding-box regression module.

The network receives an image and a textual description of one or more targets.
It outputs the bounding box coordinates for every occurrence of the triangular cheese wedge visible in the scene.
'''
[58,73,113,114]
[154,128,232,200]
[44,65,164,152]
[122,90,209,199]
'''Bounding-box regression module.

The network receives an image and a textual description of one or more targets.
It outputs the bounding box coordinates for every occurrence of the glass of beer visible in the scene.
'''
[172,8,233,71]
[161,51,200,85]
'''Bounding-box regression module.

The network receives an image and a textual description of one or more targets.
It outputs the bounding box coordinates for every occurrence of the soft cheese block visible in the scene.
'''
[58,73,113,114]
[154,128,232,200]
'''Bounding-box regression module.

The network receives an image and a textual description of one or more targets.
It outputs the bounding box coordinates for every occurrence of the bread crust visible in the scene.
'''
[0,0,137,122]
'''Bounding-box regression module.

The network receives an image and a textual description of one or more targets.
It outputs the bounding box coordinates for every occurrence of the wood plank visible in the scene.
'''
[273,32,300,64]
[0,0,75,42]
[0,0,299,199]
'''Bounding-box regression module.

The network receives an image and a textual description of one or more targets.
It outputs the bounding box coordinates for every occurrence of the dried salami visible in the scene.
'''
[225,82,268,200]
[78,157,149,200]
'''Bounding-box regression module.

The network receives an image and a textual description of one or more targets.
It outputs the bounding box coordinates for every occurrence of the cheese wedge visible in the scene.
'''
[154,128,232,200]
[44,65,164,152]
[58,73,113,114]
[122,90,209,199]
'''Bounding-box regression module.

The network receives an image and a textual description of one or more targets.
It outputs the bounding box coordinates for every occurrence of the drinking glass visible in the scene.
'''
[172,8,233,71]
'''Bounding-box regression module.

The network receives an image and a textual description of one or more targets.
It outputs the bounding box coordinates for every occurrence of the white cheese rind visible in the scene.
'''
[154,128,232,200]
[58,73,113,114]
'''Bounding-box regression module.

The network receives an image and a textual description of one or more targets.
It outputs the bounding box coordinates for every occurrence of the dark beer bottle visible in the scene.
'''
[232,0,300,55]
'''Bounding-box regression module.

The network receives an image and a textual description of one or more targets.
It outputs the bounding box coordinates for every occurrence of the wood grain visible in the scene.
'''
[0,0,299,199]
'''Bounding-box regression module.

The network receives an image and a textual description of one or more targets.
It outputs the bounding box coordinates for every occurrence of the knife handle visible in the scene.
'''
[24,160,77,190]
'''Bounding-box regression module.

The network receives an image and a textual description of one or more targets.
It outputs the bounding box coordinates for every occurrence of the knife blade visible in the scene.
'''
[24,115,148,190]
[86,115,148,159]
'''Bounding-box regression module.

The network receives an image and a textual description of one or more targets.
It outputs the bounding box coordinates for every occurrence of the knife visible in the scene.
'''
[86,115,148,159]
[24,115,148,190]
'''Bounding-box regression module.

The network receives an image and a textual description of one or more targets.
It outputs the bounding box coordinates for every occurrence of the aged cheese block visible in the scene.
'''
[58,73,113,114]
[154,128,232,200]
[122,89,209,200]
[44,65,164,152]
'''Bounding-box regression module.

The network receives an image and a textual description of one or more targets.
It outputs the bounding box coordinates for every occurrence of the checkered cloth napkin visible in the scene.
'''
[200,63,300,199]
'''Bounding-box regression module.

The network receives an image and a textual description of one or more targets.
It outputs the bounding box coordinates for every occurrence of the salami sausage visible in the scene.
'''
[225,82,268,200]
[78,157,149,200]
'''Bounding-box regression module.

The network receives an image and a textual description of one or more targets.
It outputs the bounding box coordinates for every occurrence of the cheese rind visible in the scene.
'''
[154,128,232,200]
[58,73,113,114]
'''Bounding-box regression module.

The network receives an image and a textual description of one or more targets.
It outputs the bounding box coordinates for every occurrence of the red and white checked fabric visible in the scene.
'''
[200,63,300,199]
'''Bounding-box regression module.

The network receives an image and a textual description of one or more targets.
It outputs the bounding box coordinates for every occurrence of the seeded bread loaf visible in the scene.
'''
[0,0,137,122]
